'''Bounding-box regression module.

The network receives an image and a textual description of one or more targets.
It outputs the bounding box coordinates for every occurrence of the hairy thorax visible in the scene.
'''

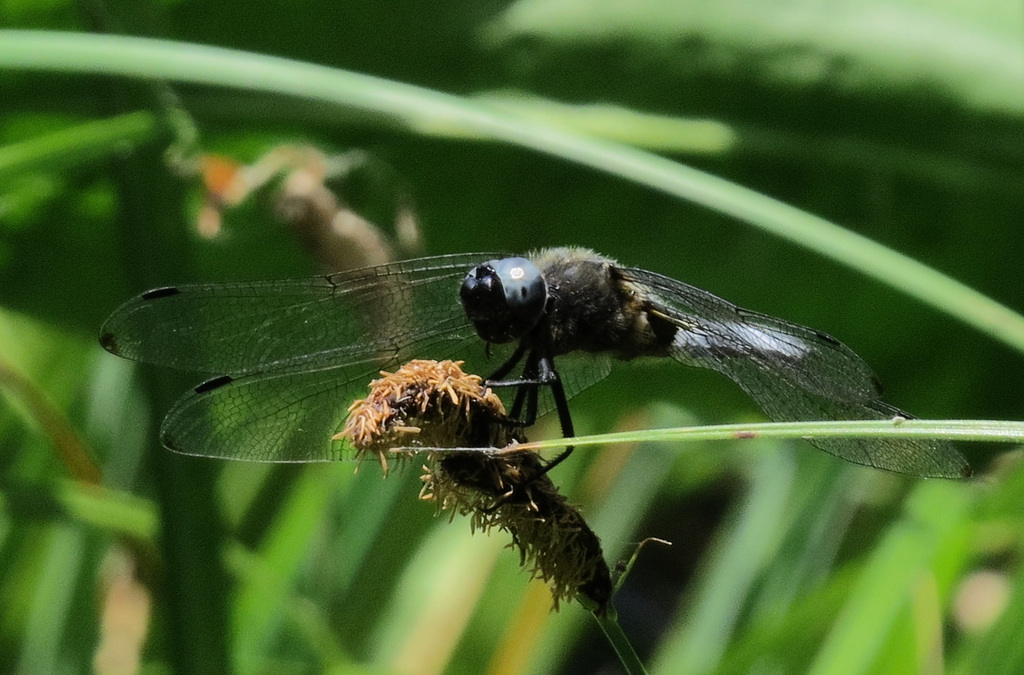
[530,247,671,360]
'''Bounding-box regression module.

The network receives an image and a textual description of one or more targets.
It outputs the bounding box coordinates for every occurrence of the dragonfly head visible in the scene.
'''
[460,257,548,344]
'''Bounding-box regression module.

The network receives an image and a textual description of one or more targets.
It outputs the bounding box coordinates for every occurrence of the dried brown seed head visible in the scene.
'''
[336,359,516,474]
[338,358,612,613]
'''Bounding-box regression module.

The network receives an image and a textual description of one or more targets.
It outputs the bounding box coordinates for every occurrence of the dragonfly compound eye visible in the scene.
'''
[460,257,548,343]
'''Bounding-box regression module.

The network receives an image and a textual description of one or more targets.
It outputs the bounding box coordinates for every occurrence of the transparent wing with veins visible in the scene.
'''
[99,253,611,462]
[101,254,504,461]
[620,266,970,478]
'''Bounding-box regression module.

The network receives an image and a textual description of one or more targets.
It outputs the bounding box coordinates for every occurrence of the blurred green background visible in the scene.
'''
[1,1,1023,673]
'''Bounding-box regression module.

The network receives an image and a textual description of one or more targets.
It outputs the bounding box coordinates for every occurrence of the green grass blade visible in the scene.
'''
[16,525,87,675]
[651,448,797,674]
[1,30,1023,354]
[229,464,351,673]
[502,418,1024,455]
[807,481,973,675]
[0,111,159,181]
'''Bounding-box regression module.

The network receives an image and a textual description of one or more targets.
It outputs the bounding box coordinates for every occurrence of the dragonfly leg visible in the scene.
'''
[486,340,530,382]
[531,353,575,473]
[488,348,541,427]
[493,352,576,475]
[487,350,572,452]
[477,353,577,513]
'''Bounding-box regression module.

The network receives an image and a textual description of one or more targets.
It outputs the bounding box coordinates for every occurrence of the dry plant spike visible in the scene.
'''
[335,359,512,474]
[423,449,614,613]
[339,358,613,613]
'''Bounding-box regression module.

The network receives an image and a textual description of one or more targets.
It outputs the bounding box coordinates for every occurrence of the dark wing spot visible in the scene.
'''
[193,375,234,394]
[142,287,182,301]
[814,329,842,346]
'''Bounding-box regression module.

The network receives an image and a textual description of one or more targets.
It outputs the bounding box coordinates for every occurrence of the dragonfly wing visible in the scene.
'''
[99,253,535,460]
[705,352,970,477]
[161,365,366,461]
[100,253,498,375]
[161,333,491,461]
[621,267,883,402]
[621,267,970,478]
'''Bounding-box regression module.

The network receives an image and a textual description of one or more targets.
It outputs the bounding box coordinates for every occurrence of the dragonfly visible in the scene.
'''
[99,246,971,478]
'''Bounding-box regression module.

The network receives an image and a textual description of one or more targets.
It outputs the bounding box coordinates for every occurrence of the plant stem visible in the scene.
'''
[592,606,648,675]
